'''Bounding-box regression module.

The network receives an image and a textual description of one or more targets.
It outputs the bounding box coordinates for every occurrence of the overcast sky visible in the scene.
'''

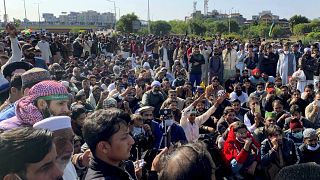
[3,0,320,22]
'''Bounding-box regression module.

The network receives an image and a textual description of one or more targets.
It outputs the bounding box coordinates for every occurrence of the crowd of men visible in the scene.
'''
[1,22,320,180]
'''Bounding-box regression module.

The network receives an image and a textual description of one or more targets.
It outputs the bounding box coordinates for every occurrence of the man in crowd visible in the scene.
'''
[33,116,77,179]
[0,68,52,121]
[0,80,70,131]
[189,45,205,87]
[298,128,320,164]
[180,93,224,142]
[82,109,137,179]
[0,127,63,179]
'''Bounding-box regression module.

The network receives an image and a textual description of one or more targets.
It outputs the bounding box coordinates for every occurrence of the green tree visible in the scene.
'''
[270,25,289,38]
[13,18,21,28]
[150,20,172,35]
[215,21,228,34]
[293,23,312,35]
[223,20,240,33]
[189,20,206,35]
[116,13,139,33]
[168,20,188,34]
[289,15,309,31]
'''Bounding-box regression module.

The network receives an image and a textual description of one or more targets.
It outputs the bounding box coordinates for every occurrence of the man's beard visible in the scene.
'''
[56,155,72,171]
[41,106,70,118]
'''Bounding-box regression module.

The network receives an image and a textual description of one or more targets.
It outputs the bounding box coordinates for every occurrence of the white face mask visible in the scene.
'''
[164,119,174,126]
[307,143,320,151]
[132,127,144,136]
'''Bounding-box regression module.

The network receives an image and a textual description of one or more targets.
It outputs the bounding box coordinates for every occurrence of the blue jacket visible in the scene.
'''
[149,120,162,149]
[0,103,16,122]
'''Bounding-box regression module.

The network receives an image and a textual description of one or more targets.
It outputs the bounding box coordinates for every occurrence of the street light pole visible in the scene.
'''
[116,7,120,19]
[3,0,7,23]
[228,7,234,34]
[23,0,27,20]
[148,0,150,34]
[34,3,41,30]
[106,0,116,31]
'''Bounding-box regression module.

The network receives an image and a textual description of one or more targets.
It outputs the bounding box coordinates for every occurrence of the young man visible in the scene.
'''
[180,93,224,142]
[261,125,298,179]
[223,122,261,179]
[0,127,63,180]
[189,45,205,87]
[82,108,136,180]
[231,99,249,123]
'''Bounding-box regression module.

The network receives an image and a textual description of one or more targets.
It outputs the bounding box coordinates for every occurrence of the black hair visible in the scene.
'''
[266,124,282,137]
[232,121,247,132]
[159,142,215,180]
[290,105,301,114]
[9,74,22,91]
[0,128,53,179]
[82,108,131,155]
[231,99,241,104]
[276,163,320,180]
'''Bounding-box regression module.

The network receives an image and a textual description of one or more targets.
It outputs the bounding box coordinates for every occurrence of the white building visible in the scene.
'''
[42,10,115,26]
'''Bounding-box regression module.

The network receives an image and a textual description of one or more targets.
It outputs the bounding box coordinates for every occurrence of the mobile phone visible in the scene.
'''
[254,104,261,114]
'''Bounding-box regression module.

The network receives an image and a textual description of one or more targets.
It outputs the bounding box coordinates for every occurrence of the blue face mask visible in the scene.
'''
[292,131,303,140]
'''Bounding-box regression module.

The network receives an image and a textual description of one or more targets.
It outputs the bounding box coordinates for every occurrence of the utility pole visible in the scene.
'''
[3,0,7,23]
[23,0,27,20]
[148,0,150,34]
[106,0,116,31]
[228,7,234,34]
[34,3,41,30]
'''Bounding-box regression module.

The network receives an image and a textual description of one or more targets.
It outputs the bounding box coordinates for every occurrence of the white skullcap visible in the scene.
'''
[143,62,150,68]
[151,81,161,87]
[304,48,311,53]
[33,116,72,132]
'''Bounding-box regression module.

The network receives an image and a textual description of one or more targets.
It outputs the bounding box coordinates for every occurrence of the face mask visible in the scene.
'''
[292,131,303,140]
[164,119,174,126]
[132,127,144,136]
[253,48,258,52]
[307,143,320,151]
[256,90,264,94]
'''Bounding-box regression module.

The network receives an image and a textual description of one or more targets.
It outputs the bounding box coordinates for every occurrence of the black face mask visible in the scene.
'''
[236,90,242,96]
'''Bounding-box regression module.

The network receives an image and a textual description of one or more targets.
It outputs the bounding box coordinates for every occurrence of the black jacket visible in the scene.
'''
[85,157,137,180]
[261,138,298,167]
[298,144,320,164]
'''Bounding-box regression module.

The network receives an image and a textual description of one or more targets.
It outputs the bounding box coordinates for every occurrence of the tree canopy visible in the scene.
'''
[116,13,139,33]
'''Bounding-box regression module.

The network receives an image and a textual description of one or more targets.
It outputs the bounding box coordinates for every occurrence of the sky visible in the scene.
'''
[2,0,320,22]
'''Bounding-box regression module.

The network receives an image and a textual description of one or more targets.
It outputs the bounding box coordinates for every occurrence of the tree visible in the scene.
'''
[189,20,206,35]
[13,18,21,28]
[150,21,172,35]
[289,15,309,31]
[116,13,139,33]
[215,21,228,34]
[168,20,188,35]
[293,23,312,35]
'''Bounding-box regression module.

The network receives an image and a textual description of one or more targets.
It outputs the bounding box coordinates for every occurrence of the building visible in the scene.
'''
[185,9,246,25]
[252,11,279,23]
[42,10,115,27]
